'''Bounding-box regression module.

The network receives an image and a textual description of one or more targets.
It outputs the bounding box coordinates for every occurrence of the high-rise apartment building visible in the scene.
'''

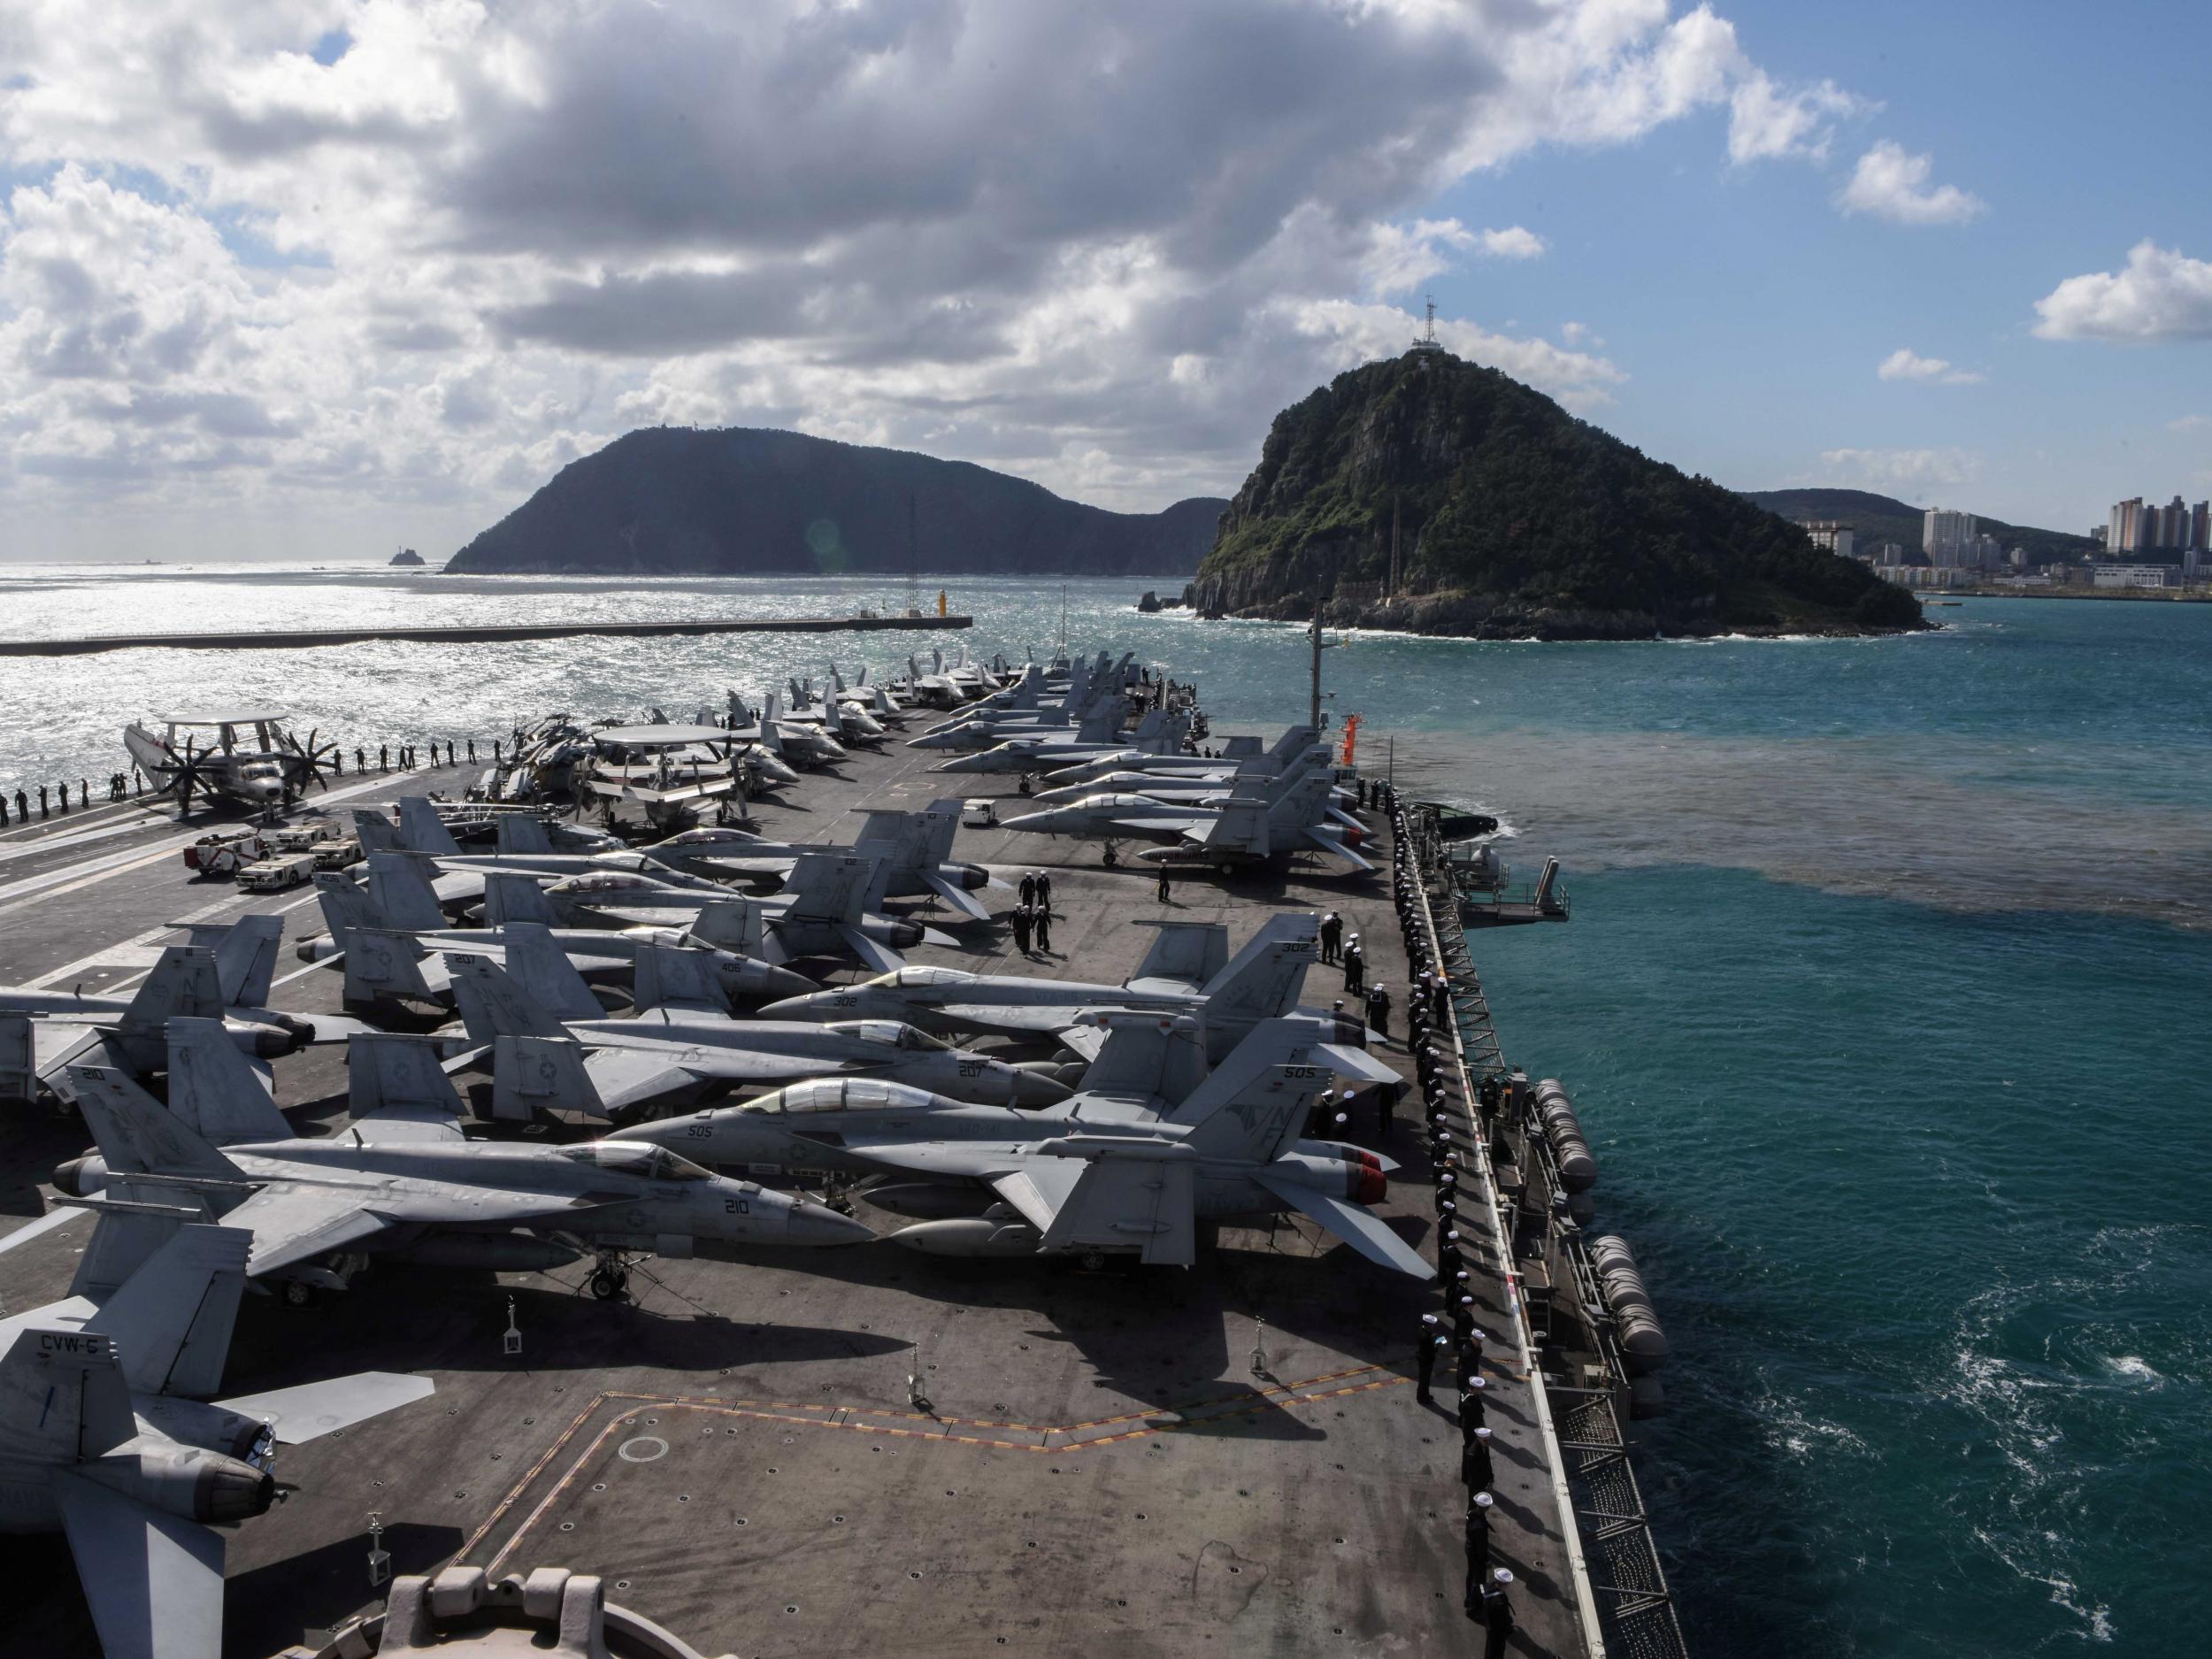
[2191,501,2209,552]
[2108,497,2145,552]
[1924,508,1978,566]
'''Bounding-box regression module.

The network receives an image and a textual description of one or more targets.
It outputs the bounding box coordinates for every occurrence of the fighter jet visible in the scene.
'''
[0,921,365,1108]
[0,1218,431,1659]
[55,1026,873,1304]
[607,1010,1397,1181]
[1040,725,1320,787]
[544,852,956,972]
[1000,771,1371,874]
[643,798,997,924]
[303,867,817,1010]
[631,1041,1427,1276]
[760,912,1352,1063]
[442,949,1071,1121]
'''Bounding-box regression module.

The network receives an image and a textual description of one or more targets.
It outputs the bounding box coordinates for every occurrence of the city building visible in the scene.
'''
[2192,501,2209,551]
[1924,508,1978,566]
[2093,565,2174,589]
[1801,520,1855,559]
[2108,497,2145,553]
[2155,495,2187,550]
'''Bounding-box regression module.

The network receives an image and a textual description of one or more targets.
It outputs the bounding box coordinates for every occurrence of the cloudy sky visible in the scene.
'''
[1,0,2205,561]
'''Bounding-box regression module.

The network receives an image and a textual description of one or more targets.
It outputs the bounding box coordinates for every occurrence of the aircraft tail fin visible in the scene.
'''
[494,814,553,856]
[2,1326,137,1460]
[783,854,874,924]
[1268,771,1336,827]
[444,954,570,1043]
[165,1018,289,1146]
[481,871,557,926]
[920,799,964,864]
[491,1034,603,1123]
[396,796,462,855]
[85,1222,250,1396]
[1075,699,1116,743]
[311,872,383,949]
[1198,796,1270,857]
[349,1033,465,1125]
[632,944,730,1015]
[120,947,225,1033]
[365,851,449,932]
[67,1064,244,1181]
[497,922,603,1021]
[1179,1061,1332,1164]
[1073,1012,1202,1100]
[1269,725,1320,763]
[176,915,282,1009]
[1197,913,1318,1023]
[687,897,766,956]
[351,809,403,853]
[1130,920,1229,990]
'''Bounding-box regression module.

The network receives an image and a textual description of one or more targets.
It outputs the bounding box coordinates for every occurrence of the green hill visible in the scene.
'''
[1743,488,2095,567]
[1187,352,1924,637]
[445,427,1224,577]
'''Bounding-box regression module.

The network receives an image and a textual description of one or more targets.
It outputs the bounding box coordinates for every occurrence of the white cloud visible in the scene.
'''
[0,0,1864,553]
[2032,242,2212,342]
[1836,141,1985,226]
[1476,226,1546,260]
[1726,72,1867,164]
[2170,414,2211,432]
[1877,347,1984,385]
[1817,446,1977,493]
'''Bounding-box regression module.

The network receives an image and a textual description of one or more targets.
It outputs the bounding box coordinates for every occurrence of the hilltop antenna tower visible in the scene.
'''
[1411,295,1443,363]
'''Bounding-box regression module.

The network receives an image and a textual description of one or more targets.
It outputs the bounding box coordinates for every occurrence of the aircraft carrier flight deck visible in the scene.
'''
[0,687,1671,1658]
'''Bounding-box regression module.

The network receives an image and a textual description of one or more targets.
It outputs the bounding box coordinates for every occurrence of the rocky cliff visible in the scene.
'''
[447,427,1225,578]
[1187,352,1924,638]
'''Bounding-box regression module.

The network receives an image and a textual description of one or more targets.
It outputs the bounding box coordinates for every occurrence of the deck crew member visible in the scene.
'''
[1156,865,1171,904]
[1462,1425,1494,1494]
[1318,910,1342,964]
[1010,903,1033,956]
[1342,935,1363,995]
[1464,1490,1494,1598]
[1476,1569,1514,1656]
[1416,1320,1444,1403]
[1364,980,1391,1040]
[379,744,389,772]
[1459,1374,1486,1433]
[1033,902,1052,954]
[13,789,26,822]
[38,784,49,818]
[1035,872,1052,912]
[467,738,477,763]
[1018,872,1037,908]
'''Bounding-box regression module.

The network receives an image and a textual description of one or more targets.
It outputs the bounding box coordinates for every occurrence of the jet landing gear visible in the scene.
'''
[1102,841,1120,868]
[588,1249,635,1302]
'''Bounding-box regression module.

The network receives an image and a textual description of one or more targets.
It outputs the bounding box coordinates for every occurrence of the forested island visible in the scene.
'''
[1185,351,1925,638]
[445,427,1223,577]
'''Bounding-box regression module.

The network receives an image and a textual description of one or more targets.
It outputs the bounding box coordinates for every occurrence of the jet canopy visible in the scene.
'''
[825,1020,949,1049]
[560,1142,712,1181]
[856,966,977,991]
[741,1078,936,1115]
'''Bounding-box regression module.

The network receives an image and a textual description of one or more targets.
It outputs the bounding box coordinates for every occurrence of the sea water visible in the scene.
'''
[0,565,2204,1655]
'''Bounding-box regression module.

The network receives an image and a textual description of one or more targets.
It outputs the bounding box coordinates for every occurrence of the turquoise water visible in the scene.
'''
[0,570,2203,1653]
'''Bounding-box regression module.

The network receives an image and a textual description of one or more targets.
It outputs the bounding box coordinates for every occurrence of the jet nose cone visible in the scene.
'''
[755,964,822,1001]
[787,1201,876,1247]
[756,993,816,1018]
[1009,1066,1074,1107]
